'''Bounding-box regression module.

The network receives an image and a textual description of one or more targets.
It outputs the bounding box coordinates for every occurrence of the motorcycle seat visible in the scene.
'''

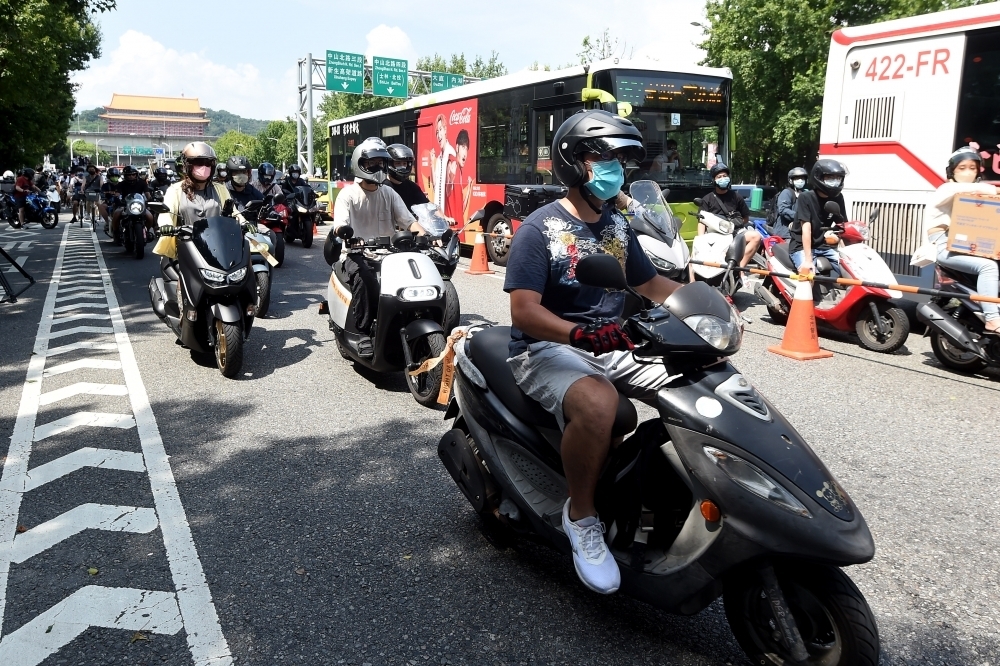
[468,326,638,437]
[770,243,797,272]
[938,265,980,290]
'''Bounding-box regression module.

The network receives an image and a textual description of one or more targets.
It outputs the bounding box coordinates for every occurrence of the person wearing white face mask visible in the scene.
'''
[698,163,761,268]
[224,156,263,211]
[772,167,807,241]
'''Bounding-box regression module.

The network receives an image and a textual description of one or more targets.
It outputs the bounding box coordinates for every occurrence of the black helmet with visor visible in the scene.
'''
[552,109,645,189]
[808,159,847,198]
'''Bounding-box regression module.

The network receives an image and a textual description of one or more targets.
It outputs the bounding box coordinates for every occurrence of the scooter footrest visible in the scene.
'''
[357,337,374,358]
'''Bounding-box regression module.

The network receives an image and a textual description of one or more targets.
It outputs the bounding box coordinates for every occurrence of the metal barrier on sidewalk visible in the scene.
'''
[0,245,35,304]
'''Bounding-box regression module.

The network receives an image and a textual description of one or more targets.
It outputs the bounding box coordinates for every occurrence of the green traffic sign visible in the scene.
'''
[326,50,365,94]
[431,72,465,93]
[372,56,408,98]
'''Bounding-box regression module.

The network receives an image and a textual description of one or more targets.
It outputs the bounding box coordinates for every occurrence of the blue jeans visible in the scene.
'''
[931,232,999,321]
[791,247,841,277]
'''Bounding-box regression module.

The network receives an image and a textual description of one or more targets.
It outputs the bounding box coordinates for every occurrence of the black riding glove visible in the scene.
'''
[569,318,635,355]
[159,225,176,236]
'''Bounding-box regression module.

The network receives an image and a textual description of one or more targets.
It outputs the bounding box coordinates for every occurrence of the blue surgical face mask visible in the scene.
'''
[793,179,806,190]
[715,176,731,190]
[584,159,625,201]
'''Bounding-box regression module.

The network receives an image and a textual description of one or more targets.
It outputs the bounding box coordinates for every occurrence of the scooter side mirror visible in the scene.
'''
[823,201,842,218]
[147,202,169,215]
[726,233,747,264]
[693,197,704,207]
[576,253,628,291]
[391,230,416,250]
[869,208,880,224]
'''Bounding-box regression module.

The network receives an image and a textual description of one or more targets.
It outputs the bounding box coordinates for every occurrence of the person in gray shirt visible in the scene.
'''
[331,137,418,334]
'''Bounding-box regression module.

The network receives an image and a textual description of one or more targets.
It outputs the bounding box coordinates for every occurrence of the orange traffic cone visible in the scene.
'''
[768,278,833,361]
[466,231,494,275]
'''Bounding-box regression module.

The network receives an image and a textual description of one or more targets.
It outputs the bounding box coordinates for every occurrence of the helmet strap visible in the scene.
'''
[579,185,604,214]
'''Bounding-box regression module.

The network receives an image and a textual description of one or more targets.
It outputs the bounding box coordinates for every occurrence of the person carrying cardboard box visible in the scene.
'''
[923,146,1000,334]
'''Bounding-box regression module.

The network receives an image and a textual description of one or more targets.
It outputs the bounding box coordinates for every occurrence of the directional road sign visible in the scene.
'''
[326,50,365,94]
[373,56,408,98]
[431,72,465,93]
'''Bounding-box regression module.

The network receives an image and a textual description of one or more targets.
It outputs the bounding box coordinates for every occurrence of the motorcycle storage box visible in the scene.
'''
[503,184,567,221]
[0,179,14,194]
[948,193,1000,260]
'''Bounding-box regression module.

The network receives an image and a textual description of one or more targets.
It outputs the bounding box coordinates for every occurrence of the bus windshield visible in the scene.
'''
[612,71,730,193]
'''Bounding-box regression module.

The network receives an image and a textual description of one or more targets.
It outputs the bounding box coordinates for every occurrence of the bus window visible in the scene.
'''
[534,111,556,184]
[478,90,531,184]
[612,71,729,195]
[956,28,1000,179]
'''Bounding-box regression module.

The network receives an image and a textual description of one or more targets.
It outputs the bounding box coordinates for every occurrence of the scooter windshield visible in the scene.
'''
[629,180,679,241]
[410,203,451,238]
[192,216,248,271]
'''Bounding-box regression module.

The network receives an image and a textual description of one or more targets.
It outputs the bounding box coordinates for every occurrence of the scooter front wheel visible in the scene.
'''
[855,303,909,353]
[406,332,447,409]
[724,563,879,666]
[41,211,58,229]
[214,319,245,379]
[255,271,271,318]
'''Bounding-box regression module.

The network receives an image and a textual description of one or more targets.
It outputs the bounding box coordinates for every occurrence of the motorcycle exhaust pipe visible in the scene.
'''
[916,302,985,357]
[755,281,782,308]
[148,277,168,320]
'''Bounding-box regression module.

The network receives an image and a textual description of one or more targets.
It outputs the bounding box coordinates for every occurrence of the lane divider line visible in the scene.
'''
[11,504,158,563]
[0,586,182,666]
[22,448,145,492]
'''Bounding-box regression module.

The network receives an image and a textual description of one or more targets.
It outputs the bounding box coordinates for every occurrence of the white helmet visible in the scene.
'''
[2,170,13,179]
[351,137,391,184]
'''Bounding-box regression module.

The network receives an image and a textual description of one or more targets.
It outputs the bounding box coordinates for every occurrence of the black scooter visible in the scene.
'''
[437,252,879,666]
[147,201,256,378]
[918,264,1000,373]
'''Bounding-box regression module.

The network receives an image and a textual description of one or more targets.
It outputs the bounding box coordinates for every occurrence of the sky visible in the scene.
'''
[72,0,707,121]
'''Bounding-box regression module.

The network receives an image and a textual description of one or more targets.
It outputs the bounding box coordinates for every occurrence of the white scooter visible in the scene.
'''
[234,200,278,318]
[627,180,689,282]
[689,202,744,297]
[322,223,451,408]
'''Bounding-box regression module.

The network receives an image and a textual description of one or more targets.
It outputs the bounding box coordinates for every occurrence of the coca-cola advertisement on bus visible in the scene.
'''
[417,99,477,230]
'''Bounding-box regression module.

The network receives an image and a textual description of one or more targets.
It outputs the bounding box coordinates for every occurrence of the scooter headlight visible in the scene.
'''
[647,254,676,272]
[200,268,227,283]
[683,313,741,351]
[703,447,811,518]
[398,286,438,302]
[228,267,247,283]
[718,219,734,234]
[128,201,145,215]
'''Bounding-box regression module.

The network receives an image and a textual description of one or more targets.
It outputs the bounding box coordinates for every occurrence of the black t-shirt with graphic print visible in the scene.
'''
[503,200,657,356]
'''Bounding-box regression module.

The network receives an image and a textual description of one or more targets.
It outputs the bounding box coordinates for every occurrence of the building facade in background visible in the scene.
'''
[100,94,209,136]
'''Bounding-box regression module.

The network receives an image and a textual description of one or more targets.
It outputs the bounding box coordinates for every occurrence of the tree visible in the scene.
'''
[578,29,633,64]
[700,0,982,184]
[0,0,114,167]
[64,139,110,166]
[212,131,258,163]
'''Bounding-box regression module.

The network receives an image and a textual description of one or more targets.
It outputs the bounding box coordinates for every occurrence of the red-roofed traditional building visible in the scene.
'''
[100,94,210,136]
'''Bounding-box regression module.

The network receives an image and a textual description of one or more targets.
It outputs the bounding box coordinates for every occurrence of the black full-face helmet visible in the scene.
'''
[123,165,139,180]
[153,167,169,183]
[386,143,415,180]
[946,146,983,182]
[258,162,276,185]
[809,159,847,198]
[551,109,645,189]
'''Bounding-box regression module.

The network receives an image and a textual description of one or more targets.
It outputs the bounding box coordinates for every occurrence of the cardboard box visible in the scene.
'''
[949,193,1000,259]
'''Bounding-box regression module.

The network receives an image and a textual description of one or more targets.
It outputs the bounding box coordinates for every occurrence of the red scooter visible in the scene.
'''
[753,205,910,353]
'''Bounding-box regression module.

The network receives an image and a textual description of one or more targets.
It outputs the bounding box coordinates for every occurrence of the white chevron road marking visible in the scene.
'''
[11,504,158,563]
[38,382,128,405]
[49,312,112,325]
[51,301,107,313]
[0,586,182,666]
[43,358,122,376]
[42,325,114,340]
[41,341,118,357]
[22,447,145,492]
[33,411,136,441]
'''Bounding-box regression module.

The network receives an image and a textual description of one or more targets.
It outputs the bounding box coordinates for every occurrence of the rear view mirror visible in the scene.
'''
[726,233,747,264]
[576,254,628,291]
[470,209,485,222]
[869,208,880,224]
[147,202,169,215]
[823,201,842,218]
[693,197,704,207]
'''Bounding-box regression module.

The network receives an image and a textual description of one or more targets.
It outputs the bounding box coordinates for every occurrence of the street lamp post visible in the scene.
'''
[95,139,107,167]
[70,139,83,164]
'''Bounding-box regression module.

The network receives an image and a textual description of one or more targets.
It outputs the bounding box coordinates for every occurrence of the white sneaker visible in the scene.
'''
[561,499,620,594]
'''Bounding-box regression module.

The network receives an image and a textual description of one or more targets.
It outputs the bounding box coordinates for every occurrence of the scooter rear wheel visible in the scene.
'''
[406,332,447,409]
[301,220,314,248]
[724,563,879,666]
[930,330,987,373]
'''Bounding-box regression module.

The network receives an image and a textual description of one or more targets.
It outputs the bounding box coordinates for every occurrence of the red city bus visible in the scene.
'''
[818,3,1000,284]
[328,58,733,265]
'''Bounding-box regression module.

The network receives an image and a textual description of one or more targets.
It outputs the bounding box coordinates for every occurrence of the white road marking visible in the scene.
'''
[41,340,117,357]
[50,312,113,324]
[0,586,182,666]
[51,301,108,313]
[4,256,26,273]
[43,358,122,376]
[42,325,114,340]
[0,225,232,666]
[33,411,136,441]
[12,504,158,563]
[55,289,106,301]
[38,382,128,406]
[22,448,145,492]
